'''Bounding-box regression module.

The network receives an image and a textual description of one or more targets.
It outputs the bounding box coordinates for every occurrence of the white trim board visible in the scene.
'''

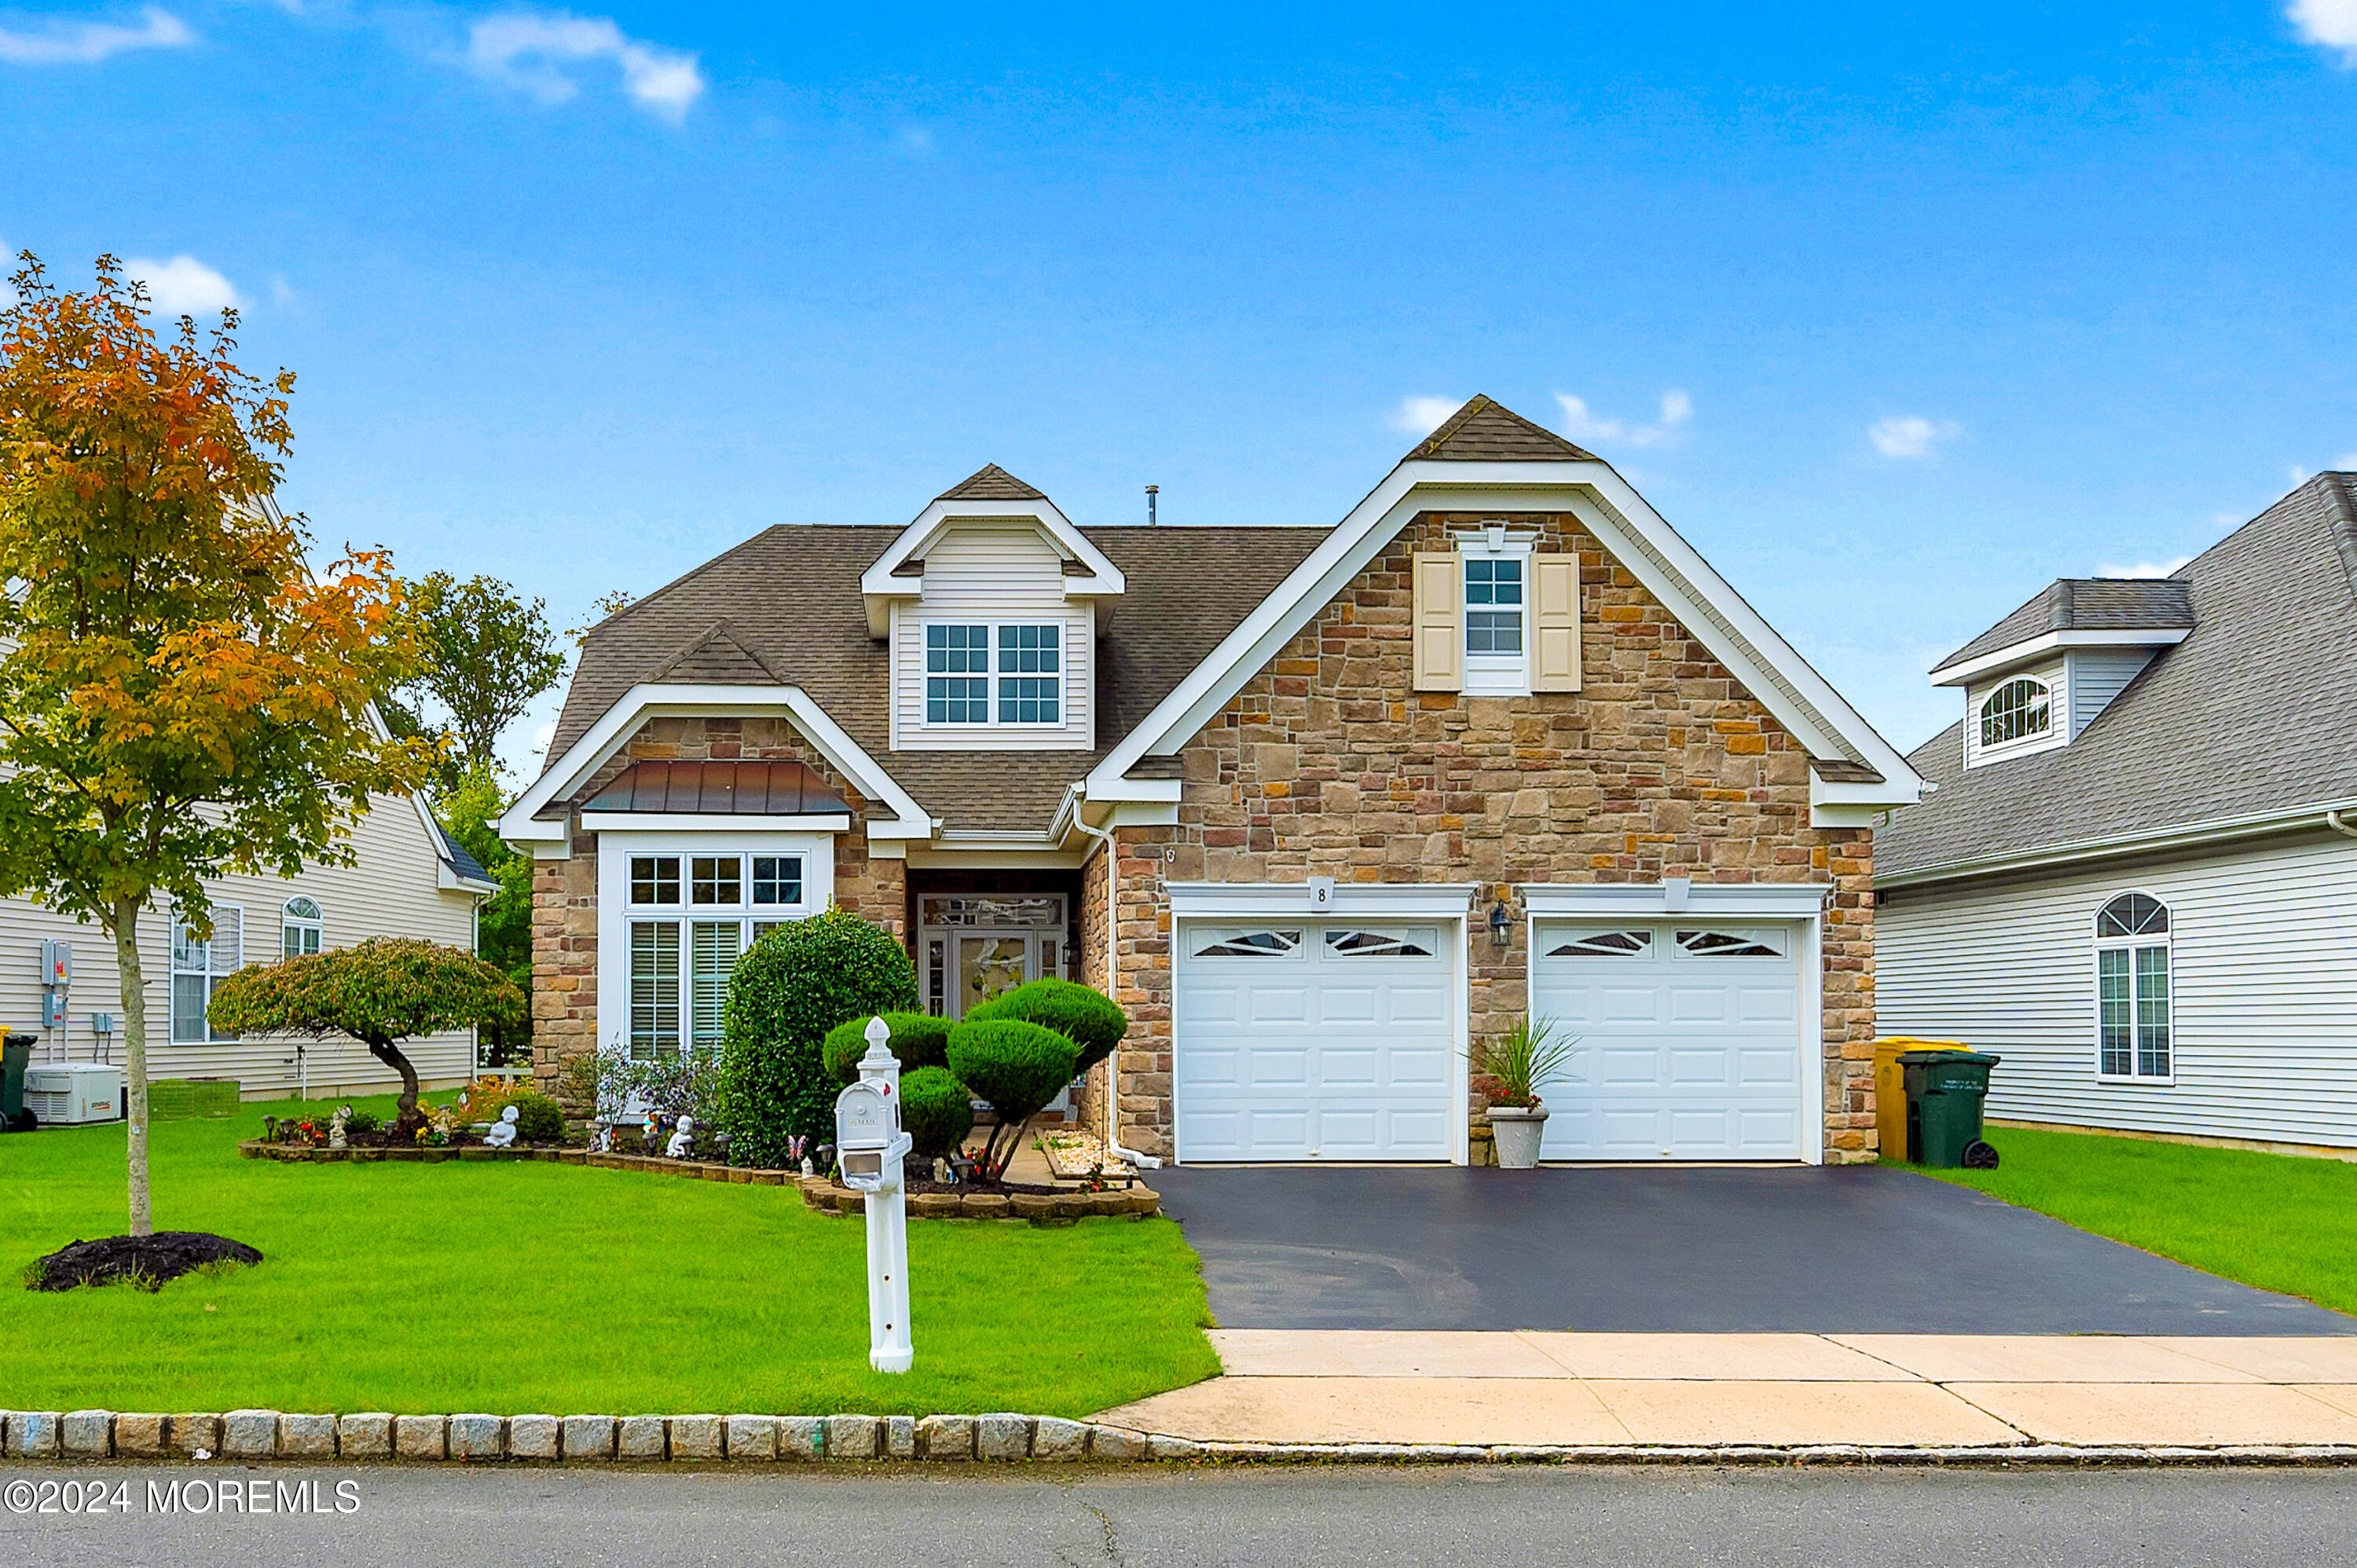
[1519,881,1831,918]
[1167,881,1481,920]
[577,812,853,834]
[1081,460,1922,816]
[859,497,1125,636]
[1931,626,2191,686]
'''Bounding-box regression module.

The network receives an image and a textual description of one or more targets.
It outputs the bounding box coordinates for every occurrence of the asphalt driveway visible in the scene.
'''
[1149,1163,2355,1335]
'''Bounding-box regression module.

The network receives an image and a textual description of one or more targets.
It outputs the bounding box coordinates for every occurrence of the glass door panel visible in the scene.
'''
[956,936,1032,1017]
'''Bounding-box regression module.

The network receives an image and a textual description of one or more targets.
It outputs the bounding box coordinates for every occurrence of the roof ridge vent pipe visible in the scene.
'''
[1071,788,1163,1170]
[1146,484,1158,527]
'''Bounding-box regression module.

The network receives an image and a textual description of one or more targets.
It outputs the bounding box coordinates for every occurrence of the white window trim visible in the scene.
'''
[281,896,324,958]
[919,619,1069,731]
[1456,526,1534,697]
[2093,892,2175,1086]
[596,831,835,1061]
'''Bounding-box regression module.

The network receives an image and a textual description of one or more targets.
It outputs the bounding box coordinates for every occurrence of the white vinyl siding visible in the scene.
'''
[889,521,1094,751]
[2066,648,2161,739]
[1961,656,2068,768]
[0,793,481,1097]
[1879,832,2357,1149]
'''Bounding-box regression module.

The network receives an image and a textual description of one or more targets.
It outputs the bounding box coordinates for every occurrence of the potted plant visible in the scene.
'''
[1476,1015,1578,1170]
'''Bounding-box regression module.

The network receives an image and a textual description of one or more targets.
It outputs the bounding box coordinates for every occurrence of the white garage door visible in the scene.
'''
[1175,921,1455,1162]
[1530,921,1805,1160]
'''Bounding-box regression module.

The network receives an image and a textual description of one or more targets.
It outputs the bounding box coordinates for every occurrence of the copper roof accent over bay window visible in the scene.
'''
[583,760,850,817]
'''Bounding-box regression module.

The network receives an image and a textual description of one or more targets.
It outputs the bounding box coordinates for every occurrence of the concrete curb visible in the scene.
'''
[5,1410,2357,1467]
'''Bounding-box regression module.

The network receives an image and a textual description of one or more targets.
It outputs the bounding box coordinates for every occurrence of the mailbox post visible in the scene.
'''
[834,1016,915,1373]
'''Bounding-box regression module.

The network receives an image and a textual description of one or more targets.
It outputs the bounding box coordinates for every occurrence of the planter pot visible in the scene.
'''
[1487,1105,1549,1170]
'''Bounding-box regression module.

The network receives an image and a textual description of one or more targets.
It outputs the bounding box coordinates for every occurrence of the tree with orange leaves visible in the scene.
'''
[0,254,440,1236]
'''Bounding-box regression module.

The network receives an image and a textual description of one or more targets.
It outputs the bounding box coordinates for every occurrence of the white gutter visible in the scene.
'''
[1882,797,2357,890]
[1069,787,1160,1171]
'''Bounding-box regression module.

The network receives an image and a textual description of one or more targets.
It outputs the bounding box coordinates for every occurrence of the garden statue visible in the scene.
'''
[482,1105,520,1149]
[328,1106,351,1149]
[665,1114,695,1160]
[431,1103,459,1141]
[588,1120,612,1153]
[642,1109,659,1145]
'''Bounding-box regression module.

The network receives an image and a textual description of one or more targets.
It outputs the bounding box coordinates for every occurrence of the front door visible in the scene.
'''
[918,894,1070,1020]
[954,932,1035,1019]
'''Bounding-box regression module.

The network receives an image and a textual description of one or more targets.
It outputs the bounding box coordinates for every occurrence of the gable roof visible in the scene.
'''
[1406,394,1598,463]
[1933,577,2195,677]
[650,619,786,686]
[539,522,1328,833]
[1882,474,2357,884]
[937,463,1046,502]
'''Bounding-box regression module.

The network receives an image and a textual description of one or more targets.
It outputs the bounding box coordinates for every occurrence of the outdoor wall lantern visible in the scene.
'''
[1488,901,1512,948]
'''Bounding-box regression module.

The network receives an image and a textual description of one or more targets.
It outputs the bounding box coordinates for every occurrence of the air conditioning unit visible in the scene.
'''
[22,1064,125,1126]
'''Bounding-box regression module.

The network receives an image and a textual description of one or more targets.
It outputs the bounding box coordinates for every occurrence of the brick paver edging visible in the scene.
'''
[6,1411,2357,1467]
[234,1142,1164,1220]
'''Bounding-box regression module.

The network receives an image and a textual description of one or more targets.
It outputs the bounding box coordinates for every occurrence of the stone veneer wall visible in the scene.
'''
[531,716,907,1108]
[1101,510,1876,1162]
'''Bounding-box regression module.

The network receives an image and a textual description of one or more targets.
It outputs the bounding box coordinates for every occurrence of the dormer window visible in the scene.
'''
[1979,677,2051,749]
[926,625,991,723]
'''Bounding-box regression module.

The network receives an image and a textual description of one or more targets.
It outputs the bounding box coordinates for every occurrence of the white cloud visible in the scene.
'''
[124,255,243,315]
[467,9,705,122]
[2095,555,2193,579]
[2289,1,2357,65]
[0,5,193,64]
[1556,389,1692,449]
[1387,395,1463,436]
[1868,415,1963,460]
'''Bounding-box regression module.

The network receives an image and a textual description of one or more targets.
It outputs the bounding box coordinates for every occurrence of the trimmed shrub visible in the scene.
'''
[821,1011,954,1085]
[718,909,919,1167]
[510,1092,566,1144]
[899,1065,976,1161]
[948,1018,1080,1178]
[963,977,1127,1075]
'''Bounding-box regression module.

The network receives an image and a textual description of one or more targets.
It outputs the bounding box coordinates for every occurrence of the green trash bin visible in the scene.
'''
[2,1031,37,1132]
[1898,1050,2001,1168]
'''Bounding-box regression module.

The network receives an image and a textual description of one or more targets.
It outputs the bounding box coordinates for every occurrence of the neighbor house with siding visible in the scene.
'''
[1877,472,2357,1154]
[504,396,1923,1167]
[0,790,498,1100]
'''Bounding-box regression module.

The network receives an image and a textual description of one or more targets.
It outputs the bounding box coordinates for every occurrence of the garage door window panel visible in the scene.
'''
[1323,928,1437,958]
[1676,929,1784,958]
[1192,929,1304,959]
[1548,929,1652,958]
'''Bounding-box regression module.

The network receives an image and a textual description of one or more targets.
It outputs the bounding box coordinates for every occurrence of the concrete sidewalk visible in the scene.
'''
[1094,1331,2357,1449]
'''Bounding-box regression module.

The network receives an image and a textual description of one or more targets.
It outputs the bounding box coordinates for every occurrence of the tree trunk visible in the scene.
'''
[113,898,152,1238]
[370,1039,424,1134]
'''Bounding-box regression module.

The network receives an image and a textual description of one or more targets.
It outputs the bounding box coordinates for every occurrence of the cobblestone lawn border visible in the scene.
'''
[234,1143,1162,1221]
[5,1411,2355,1467]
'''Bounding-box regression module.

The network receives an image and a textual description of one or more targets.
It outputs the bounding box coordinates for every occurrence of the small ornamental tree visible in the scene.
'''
[898,1066,974,1162]
[821,1011,951,1084]
[946,1018,1078,1181]
[718,909,918,1166]
[207,938,525,1134]
[964,978,1127,1075]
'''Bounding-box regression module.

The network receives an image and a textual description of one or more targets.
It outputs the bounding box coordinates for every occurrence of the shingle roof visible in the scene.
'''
[1406,395,1598,463]
[583,760,848,817]
[1881,474,2357,880]
[937,464,1047,502]
[545,522,1329,833]
[429,816,493,886]
[1932,577,2196,675]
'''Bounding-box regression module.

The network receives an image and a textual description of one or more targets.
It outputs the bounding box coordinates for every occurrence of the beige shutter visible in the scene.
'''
[1530,556,1582,692]
[1411,552,1463,691]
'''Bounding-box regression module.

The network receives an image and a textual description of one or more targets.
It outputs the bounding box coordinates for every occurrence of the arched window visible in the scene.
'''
[2095,893,2170,1080]
[282,896,324,958]
[1980,677,2052,748]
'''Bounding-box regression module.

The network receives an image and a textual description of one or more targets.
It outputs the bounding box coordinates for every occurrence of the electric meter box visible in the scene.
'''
[39,940,71,987]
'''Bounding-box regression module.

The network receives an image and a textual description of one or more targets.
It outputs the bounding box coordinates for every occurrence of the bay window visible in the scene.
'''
[621,847,820,1060]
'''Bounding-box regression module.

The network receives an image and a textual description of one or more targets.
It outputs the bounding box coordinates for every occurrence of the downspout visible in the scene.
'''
[2330,810,2357,840]
[1071,789,1162,1170]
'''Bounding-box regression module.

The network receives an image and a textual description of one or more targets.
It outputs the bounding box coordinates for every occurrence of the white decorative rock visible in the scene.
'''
[723,1416,776,1460]
[339,1415,394,1459]
[778,1416,823,1460]
[1032,1417,1087,1461]
[449,1414,505,1460]
[823,1415,879,1460]
[916,1415,973,1460]
[669,1416,723,1461]
[508,1416,560,1460]
[884,1416,916,1460]
[222,1409,278,1459]
[616,1416,666,1460]
[1087,1425,1147,1461]
[976,1414,1031,1461]
[394,1414,447,1460]
[279,1414,338,1457]
[61,1410,112,1458]
[561,1416,616,1460]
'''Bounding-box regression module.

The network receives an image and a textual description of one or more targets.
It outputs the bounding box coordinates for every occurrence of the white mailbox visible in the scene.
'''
[834,1016,915,1372]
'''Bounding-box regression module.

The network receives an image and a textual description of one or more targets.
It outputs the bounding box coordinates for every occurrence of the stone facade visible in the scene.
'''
[530,715,907,1107]
[1093,510,1876,1161]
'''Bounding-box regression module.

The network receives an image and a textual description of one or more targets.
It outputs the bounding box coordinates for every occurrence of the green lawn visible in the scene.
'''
[0,1096,1219,1417]
[1923,1125,2357,1317]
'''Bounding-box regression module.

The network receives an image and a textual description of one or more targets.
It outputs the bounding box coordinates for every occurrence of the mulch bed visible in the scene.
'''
[30,1232,262,1292]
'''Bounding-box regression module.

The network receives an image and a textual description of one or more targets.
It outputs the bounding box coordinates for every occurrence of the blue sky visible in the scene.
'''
[5,2,2357,772]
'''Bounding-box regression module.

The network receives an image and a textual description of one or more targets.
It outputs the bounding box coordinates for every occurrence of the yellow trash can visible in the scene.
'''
[1873,1038,1973,1163]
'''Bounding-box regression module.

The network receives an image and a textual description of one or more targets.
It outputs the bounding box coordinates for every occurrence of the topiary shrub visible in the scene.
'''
[821,1012,953,1084]
[717,908,918,1167]
[947,1018,1078,1181]
[962,977,1127,1075]
[899,1065,975,1161]
[510,1091,566,1144]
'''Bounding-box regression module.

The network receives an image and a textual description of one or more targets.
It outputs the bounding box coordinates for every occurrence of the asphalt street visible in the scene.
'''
[9,1464,2357,1567]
